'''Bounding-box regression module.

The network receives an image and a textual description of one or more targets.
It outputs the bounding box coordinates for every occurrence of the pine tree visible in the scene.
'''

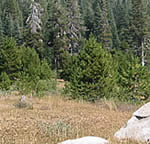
[113,0,131,52]
[116,51,150,101]
[0,17,3,40]
[24,0,44,59]
[17,0,31,25]
[18,45,54,96]
[13,19,23,44]
[83,1,95,39]
[59,50,75,81]
[65,36,117,101]
[130,0,150,66]
[65,0,86,54]
[107,0,120,49]
[1,0,23,41]
[79,0,92,16]
[96,0,113,50]
[92,0,117,49]
[0,6,3,39]
[20,46,41,82]
[148,0,150,15]
[114,0,130,42]
[0,37,22,80]
[45,0,69,69]
[93,0,104,43]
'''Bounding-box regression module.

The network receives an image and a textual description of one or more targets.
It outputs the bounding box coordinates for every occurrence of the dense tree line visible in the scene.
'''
[0,0,150,101]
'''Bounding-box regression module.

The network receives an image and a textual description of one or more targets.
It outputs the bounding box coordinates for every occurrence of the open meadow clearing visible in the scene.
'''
[0,91,141,144]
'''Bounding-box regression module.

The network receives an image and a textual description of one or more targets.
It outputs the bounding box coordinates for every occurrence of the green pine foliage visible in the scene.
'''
[1,0,23,41]
[0,37,22,80]
[20,46,41,82]
[96,0,113,50]
[114,0,131,45]
[24,0,44,59]
[44,0,69,67]
[24,29,44,59]
[65,0,86,54]
[83,1,95,38]
[40,59,53,80]
[0,17,3,40]
[0,72,11,90]
[59,49,77,81]
[107,0,120,49]
[116,51,150,101]
[129,0,150,65]
[93,0,104,43]
[17,46,55,96]
[0,37,55,96]
[64,37,118,101]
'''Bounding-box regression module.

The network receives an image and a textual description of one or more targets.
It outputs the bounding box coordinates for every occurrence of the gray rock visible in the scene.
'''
[15,95,33,109]
[114,102,150,142]
[133,102,150,117]
[58,136,109,144]
[20,95,26,103]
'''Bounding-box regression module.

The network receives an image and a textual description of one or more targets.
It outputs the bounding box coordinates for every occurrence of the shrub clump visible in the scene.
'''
[0,37,56,96]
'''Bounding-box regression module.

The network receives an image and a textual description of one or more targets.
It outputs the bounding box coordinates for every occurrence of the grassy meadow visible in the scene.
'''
[0,80,144,144]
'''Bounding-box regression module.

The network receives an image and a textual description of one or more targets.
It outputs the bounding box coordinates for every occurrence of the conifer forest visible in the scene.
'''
[1,0,150,102]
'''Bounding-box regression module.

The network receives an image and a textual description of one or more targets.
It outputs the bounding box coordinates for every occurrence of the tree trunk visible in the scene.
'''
[141,38,145,66]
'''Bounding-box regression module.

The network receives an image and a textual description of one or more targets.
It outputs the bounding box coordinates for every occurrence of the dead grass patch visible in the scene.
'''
[0,92,140,144]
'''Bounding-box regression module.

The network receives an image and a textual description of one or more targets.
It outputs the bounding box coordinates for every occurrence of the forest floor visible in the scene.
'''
[0,80,143,144]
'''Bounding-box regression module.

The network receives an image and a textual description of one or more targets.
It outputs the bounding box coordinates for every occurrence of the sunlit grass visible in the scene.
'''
[0,82,142,144]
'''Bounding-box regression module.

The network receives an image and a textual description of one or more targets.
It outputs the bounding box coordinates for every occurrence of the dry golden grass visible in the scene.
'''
[0,80,143,144]
[0,91,142,144]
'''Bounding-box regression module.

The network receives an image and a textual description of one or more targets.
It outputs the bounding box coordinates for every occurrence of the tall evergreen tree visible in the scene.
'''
[130,0,150,66]
[114,0,130,41]
[97,0,112,50]
[82,1,95,38]
[0,17,3,40]
[107,0,120,49]
[0,37,22,80]
[93,0,104,43]
[1,0,23,42]
[65,0,86,54]
[17,0,31,25]
[79,0,92,16]
[0,6,3,40]
[45,0,69,69]
[24,0,44,59]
